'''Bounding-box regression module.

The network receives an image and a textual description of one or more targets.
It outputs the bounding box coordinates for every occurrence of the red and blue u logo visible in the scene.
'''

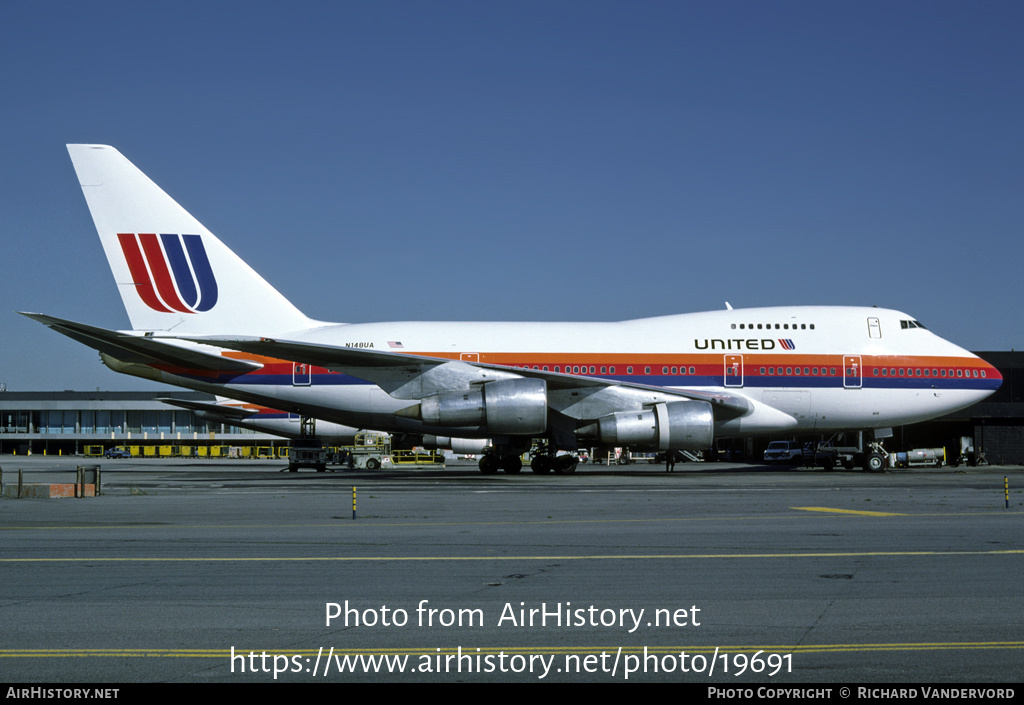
[118,233,218,313]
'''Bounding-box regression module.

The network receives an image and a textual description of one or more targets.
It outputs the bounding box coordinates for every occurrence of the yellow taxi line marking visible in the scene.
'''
[793,506,906,516]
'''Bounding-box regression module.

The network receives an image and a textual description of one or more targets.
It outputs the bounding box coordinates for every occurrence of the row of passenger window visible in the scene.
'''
[756,366,985,378]
[732,323,815,330]
[760,366,836,376]
[513,365,699,375]
[874,367,986,378]
[512,364,986,379]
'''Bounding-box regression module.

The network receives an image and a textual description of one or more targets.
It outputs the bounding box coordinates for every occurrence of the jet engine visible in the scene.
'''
[577,400,713,450]
[422,436,492,454]
[415,378,547,435]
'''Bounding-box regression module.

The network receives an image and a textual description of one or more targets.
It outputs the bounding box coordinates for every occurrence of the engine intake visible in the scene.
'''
[418,378,547,435]
[578,400,713,450]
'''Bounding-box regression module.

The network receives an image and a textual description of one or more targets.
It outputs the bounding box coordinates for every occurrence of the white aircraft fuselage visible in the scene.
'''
[97,305,998,440]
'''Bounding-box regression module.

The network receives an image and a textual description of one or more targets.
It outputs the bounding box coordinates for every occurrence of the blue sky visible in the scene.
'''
[2,1,1021,391]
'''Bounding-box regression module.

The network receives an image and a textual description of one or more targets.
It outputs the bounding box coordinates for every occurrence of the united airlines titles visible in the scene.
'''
[695,338,777,351]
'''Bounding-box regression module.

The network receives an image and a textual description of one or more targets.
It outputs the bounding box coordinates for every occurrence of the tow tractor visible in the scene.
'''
[805,430,892,472]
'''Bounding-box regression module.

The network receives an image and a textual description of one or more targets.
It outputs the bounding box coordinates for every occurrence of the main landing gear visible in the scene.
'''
[528,442,579,474]
[478,442,579,475]
[478,452,522,474]
[529,453,578,474]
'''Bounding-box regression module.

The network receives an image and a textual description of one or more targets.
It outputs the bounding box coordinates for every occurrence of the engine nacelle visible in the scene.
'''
[418,378,547,435]
[579,400,713,450]
[422,436,491,454]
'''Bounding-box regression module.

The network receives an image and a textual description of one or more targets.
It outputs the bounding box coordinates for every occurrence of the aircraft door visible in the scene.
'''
[843,355,862,389]
[293,362,312,386]
[724,354,743,388]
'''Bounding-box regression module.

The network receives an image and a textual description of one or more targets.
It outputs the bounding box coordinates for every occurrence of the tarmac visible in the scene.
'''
[1,455,1022,683]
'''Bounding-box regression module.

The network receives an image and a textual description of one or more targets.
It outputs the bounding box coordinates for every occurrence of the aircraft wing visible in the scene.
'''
[185,335,750,420]
[20,313,263,374]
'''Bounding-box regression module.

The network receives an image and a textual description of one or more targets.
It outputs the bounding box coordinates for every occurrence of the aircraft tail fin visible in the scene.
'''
[66,144,317,336]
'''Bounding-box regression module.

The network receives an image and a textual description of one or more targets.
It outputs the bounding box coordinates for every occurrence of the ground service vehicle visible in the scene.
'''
[287,438,327,472]
[763,441,802,464]
[893,448,945,468]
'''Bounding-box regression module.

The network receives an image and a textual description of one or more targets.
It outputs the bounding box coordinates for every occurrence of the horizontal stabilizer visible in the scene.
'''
[20,313,263,374]
[157,397,259,418]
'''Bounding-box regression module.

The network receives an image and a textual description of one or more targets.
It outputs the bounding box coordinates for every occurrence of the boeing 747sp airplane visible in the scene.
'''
[24,145,1002,473]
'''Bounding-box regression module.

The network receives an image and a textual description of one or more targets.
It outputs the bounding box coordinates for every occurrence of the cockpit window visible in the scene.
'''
[900,320,928,330]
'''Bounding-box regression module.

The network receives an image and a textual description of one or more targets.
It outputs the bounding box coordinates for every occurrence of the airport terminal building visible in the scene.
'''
[923,351,1024,466]
[0,390,281,457]
[2,352,1022,463]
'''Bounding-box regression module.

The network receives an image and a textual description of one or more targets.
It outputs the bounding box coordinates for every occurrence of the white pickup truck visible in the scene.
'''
[763,441,803,465]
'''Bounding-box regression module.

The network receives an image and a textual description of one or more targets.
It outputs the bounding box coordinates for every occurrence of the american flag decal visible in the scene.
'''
[388,341,404,348]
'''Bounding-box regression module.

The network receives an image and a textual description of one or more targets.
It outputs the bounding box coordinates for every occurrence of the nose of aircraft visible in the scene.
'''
[972,353,1003,398]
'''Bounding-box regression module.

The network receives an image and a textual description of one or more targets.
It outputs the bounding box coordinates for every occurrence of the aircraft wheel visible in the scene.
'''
[531,456,552,474]
[502,456,522,474]
[554,456,577,474]
[479,454,500,474]
[864,453,886,473]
